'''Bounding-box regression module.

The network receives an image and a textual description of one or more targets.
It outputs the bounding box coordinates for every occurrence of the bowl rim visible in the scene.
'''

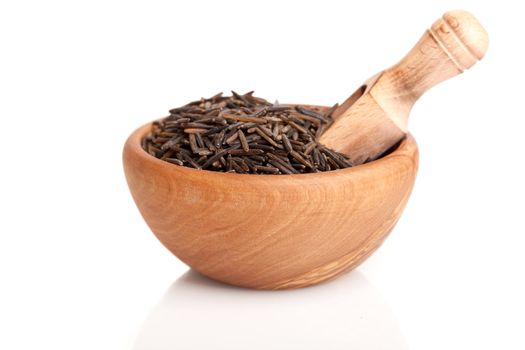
[124,120,417,180]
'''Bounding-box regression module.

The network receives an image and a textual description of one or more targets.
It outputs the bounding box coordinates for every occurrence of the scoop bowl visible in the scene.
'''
[123,105,418,289]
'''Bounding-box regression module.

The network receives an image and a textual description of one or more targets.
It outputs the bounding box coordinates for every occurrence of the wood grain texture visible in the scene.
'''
[123,105,419,290]
[320,10,488,165]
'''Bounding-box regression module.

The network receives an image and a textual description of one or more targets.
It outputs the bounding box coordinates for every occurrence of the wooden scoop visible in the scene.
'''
[320,10,489,165]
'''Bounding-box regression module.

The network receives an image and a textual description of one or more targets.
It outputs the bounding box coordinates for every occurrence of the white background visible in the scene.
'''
[1,1,524,349]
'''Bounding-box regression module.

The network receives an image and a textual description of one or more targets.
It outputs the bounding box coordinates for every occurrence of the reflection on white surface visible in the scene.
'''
[133,270,407,350]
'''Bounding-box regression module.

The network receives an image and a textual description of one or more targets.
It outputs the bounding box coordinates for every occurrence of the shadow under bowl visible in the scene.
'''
[123,105,419,289]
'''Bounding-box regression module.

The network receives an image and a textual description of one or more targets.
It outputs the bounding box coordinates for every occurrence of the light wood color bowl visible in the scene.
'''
[123,105,419,289]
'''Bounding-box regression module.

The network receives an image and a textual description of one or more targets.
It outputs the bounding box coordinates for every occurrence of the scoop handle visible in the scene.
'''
[374,10,489,130]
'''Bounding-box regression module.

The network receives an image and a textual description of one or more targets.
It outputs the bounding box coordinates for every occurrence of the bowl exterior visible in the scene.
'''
[123,123,418,289]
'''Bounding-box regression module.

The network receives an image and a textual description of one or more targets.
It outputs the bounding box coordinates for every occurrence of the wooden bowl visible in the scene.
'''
[123,105,419,289]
